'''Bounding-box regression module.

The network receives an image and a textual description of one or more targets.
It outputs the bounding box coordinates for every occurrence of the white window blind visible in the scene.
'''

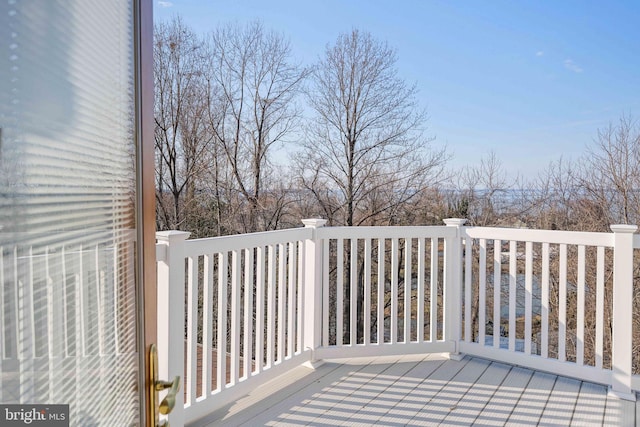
[0,1,141,425]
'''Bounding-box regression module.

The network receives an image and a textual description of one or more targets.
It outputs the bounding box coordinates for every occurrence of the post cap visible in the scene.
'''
[610,224,638,234]
[302,218,328,228]
[156,230,191,242]
[443,218,467,226]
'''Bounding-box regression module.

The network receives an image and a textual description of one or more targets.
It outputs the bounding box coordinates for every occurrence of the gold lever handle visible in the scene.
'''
[149,344,181,427]
[157,376,180,415]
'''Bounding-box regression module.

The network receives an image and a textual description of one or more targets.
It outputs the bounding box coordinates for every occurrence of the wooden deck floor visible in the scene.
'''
[196,353,639,427]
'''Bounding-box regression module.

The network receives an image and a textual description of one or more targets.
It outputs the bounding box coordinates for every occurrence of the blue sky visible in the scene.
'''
[154,0,640,180]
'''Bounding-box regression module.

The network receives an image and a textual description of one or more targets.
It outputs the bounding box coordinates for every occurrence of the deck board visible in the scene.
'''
[603,393,636,427]
[340,354,434,426]
[375,357,470,425]
[471,366,533,426]
[404,357,489,426]
[570,382,607,426]
[438,361,511,425]
[505,371,556,426]
[195,354,637,427]
[249,355,408,426]
[372,365,459,424]
[538,376,582,426]
[303,355,406,426]
[203,360,358,426]
[340,353,445,426]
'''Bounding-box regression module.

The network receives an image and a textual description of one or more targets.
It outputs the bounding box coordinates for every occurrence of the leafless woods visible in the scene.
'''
[155,18,640,236]
[154,17,640,375]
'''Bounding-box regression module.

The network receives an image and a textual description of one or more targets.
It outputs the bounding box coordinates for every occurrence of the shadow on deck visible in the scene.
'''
[195,354,638,427]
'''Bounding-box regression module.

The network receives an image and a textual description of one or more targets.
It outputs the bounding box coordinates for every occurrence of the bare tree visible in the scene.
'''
[527,117,640,233]
[154,17,212,232]
[296,29,448,342]
[525,158,574,230]
[206,21,308,233]
[580,116,640,227]
[448,152,514,226]
[297,29,448,227]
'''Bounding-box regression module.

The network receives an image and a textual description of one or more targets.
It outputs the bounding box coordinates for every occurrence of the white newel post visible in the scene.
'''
[444,218,467,360]
[609,224,637,401]
[302,218,327,366]
[156,230,191,424]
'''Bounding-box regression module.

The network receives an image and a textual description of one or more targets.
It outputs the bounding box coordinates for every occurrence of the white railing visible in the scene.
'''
[156,219,639,426]
[312,221,463,359]
[459,225,637,399]
[156,226,314,425]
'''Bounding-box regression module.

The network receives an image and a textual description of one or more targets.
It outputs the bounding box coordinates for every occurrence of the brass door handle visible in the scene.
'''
[157,376,180,415]
[149,344,181,427]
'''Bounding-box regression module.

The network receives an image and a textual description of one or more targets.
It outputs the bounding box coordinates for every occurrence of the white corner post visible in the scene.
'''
[609,224,637,401]
[443,218,467,361]
[156,230,191,424]
[301,218,327,367]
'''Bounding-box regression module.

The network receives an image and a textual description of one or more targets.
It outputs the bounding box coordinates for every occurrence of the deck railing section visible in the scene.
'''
[313,223,461,359]
[459,228,611,385]
[156,227,312,425]
[157,220,639,426]
[458,225,640,400]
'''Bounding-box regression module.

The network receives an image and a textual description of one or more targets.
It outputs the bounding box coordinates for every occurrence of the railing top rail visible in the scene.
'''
[316,225,456,240]
[181,227,312,257]
[464,226,614,247]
